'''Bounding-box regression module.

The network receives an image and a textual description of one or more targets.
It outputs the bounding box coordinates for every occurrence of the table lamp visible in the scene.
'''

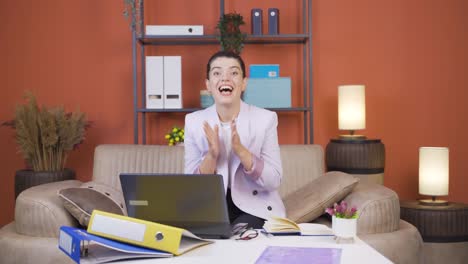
[327,84,385,185]
[338,85,366,140]
[419,147,449,206]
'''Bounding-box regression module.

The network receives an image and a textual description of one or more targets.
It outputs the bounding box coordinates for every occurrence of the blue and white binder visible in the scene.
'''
[268,8,280,35]
[251,8,263,35]
[58,226,172,264]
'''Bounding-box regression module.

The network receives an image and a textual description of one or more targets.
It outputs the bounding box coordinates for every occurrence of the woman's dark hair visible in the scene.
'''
[206,51,246,79]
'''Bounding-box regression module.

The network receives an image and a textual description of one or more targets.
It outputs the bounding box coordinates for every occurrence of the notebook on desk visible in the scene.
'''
[119,173,232,239]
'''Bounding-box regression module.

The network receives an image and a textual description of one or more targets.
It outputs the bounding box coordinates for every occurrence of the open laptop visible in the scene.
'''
[119,173,232,239]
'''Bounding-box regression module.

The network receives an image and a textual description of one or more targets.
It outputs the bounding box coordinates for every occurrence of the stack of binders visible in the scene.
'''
[146,56,182,109]
[58,210,213,263]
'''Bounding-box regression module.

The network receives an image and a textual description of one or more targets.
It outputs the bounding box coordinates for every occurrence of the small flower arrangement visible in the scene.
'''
[165,126,184,146]
[325,200,358,219]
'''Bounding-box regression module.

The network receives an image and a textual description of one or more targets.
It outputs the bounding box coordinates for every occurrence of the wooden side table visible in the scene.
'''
[325,138,385,185]
[400,200,468,242]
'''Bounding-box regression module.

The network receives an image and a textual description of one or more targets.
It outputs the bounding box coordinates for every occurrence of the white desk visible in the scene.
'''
[120,234,392,264]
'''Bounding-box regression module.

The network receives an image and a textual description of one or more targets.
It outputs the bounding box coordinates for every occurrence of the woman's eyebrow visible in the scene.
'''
[210,66,240,72]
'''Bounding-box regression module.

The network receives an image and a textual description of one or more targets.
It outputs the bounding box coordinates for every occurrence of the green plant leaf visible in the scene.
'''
[216,12,246,54]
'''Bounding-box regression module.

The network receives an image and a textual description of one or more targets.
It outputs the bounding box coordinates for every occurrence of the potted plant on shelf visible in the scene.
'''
[2,92,90,198]
[216,12,246,54]
[165,126,184,146]
[325,200,359,243]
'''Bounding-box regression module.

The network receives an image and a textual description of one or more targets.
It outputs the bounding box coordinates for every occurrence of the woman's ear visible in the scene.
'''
[241,77,248,92]
[205,78,211,91]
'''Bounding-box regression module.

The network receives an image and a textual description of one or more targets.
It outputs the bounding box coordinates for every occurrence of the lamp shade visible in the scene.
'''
[338,85,366,130]
[419,147,449,196]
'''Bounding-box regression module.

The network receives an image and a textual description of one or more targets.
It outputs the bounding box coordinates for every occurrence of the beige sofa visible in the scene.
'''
[0,144,423,263]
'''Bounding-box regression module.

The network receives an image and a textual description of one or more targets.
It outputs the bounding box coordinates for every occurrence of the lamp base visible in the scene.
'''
[338,134,367,140]
[419,199,449,206]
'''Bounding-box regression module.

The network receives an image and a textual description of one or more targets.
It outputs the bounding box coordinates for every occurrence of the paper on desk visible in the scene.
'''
[255,246,342,264]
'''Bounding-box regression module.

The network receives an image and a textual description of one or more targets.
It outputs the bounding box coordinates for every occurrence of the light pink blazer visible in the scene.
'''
[184,101,286,219]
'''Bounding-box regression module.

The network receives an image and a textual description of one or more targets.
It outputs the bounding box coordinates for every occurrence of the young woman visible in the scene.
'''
[184,51,285,228]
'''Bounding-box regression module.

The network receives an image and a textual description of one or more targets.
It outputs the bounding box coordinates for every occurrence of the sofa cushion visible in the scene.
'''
[283,171,359,223]
[15,180,82,237]
[58,181,126,227]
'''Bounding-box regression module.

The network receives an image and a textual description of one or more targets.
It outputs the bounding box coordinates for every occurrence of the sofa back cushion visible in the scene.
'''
[92,144,185,190]
[92,144,325,199]
[278,144,325,198]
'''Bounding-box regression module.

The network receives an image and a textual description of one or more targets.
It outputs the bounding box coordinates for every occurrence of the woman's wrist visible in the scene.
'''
[238,147,253,171]
[200,153,217,174]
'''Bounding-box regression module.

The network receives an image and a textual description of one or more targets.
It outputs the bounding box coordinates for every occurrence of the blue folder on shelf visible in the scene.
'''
[58,226,172,264]
[249,64,280,78]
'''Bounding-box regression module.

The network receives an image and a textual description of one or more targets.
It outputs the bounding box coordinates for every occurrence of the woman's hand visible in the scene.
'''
[203,121,219,160]
[231,120,253,171]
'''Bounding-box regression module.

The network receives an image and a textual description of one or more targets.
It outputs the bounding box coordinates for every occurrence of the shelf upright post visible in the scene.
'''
[132,29,139,144]
[302,0,308,144]
[140,0,147,144]
[308,0,313,144]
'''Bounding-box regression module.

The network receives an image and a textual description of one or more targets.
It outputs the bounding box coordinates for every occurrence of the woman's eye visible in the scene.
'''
[232,71,239,76]
[212,72,220,76]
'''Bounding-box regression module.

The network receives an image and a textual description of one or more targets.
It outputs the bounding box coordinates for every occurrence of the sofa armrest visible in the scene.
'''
[15,180,82,237]
[344,182,400,235]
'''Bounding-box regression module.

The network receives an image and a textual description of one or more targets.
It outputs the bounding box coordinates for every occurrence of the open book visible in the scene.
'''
[263,216,333,236]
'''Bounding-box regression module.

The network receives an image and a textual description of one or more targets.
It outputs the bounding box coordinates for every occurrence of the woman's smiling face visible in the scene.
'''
[206,56,247,106]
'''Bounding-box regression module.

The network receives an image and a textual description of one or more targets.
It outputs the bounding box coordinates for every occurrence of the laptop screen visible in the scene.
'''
[119,173,231,238]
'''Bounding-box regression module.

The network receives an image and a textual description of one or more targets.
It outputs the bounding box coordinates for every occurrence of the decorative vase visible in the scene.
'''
[14,168,76,199]
[200,90,214,108]
[332,215,357,243]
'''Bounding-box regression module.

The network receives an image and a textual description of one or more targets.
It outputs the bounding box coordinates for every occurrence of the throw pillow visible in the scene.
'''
[283,171,359,223]
[58,181,126,227]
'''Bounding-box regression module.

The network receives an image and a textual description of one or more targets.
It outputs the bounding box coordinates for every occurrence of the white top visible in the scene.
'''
[220,121,232,188]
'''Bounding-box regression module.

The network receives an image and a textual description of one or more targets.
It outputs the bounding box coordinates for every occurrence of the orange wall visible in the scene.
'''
[1,0,467,227]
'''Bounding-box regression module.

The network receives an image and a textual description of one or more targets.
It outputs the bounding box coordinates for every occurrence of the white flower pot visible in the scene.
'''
[332,215,357,239]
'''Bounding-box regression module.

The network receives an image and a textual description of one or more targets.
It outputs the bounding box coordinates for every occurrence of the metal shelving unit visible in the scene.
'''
[131,0,313,144]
